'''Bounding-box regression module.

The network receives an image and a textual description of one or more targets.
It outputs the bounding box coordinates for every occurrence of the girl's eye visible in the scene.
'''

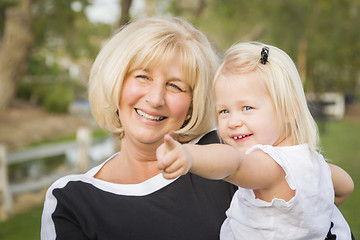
[243,106,253,111]
[219,109,229,115]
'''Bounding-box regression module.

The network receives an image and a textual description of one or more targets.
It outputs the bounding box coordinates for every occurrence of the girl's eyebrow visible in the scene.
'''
[215,103,226,109]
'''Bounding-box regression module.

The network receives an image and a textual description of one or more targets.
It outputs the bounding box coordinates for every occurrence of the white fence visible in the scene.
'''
[307,92,345,120]
[0,127,114,221]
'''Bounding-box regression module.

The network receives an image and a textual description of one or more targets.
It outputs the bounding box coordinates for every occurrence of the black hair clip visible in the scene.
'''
[260,46,269,65]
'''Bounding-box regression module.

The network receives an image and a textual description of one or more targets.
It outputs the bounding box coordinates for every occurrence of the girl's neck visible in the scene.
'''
[273,134,295,147]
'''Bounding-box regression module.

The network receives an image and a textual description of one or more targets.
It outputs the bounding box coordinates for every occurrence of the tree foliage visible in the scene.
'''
[1,0,359,110]
[31,0,109,59]
[0,0,114,110]
[170,0,360,96]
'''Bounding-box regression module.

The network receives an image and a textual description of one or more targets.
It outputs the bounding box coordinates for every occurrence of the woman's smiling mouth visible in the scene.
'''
[135,109,166,121]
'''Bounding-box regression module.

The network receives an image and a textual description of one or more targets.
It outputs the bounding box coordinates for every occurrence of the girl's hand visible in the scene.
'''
[156,134,192,179]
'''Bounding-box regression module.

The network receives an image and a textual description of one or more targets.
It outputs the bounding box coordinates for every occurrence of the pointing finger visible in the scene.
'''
[169,132,180,142]
[164,134,177,151]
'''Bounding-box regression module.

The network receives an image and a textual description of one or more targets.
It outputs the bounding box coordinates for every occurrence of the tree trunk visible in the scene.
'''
[297,38,308,84]
[297,2,320,86]
[0,0,33,110]
[145,0,155,17]
[117,0,133,28]
[193,0,207,18]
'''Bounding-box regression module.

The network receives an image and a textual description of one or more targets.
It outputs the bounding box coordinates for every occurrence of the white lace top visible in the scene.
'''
[220,144,351,240]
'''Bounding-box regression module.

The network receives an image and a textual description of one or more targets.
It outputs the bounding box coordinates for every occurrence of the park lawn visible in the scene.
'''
[319,119,360,238]
[0,119,359,239]
[0,205,42,240]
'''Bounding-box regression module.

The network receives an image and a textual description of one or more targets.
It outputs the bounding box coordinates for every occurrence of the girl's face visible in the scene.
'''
[215,71,286,152]
[119,53,192,147]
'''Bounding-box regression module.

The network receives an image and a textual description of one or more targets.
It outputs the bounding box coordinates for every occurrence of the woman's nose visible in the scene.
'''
[145,82,165,108]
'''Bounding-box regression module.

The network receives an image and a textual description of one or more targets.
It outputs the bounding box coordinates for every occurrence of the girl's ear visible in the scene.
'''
[284,112,294,123]
[285,99,300,123]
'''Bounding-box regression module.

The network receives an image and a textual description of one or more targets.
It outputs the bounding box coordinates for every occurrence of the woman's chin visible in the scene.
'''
[130,130,165,145]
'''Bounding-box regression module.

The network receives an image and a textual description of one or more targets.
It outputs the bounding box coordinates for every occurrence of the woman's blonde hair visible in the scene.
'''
[89,17,219,142]
[215,42,319,153]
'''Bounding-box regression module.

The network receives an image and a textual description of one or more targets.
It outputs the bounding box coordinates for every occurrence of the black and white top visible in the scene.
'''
[40,131,354,240]
[41,131,237,240]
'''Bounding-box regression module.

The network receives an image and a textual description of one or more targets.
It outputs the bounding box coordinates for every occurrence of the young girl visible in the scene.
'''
[156,42,354,239]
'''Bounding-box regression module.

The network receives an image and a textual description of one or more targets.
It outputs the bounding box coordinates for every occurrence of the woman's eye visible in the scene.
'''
[168,83,184,92]
[136,75,150,80]
[243,106,253,111]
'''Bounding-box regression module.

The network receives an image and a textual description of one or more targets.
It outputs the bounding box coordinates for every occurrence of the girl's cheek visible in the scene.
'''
[217,121,227,139]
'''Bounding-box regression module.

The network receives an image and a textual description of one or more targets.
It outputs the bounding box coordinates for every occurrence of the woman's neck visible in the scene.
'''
[95,138,162,184]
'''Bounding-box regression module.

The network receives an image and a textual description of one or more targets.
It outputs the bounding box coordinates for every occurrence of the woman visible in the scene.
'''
[41,17,353,240]
[41,17,236,240]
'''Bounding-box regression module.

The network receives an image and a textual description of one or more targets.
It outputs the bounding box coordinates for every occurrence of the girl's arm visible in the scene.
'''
[156,134,240,179]
[157,134,284,191]
[328,163,354,206]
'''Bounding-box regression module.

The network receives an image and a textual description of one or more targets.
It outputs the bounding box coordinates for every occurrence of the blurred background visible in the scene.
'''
[0,0,359,239]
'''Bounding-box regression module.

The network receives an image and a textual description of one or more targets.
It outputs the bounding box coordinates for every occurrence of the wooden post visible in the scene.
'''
[76,127,91,173]
[0,145,11,221]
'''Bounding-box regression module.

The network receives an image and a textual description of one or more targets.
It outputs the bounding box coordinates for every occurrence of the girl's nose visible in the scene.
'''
[228,113,243,129]
[145,82,165,108]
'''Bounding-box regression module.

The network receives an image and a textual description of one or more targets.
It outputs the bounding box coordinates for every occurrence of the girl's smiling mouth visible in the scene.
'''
[232,134,252,140]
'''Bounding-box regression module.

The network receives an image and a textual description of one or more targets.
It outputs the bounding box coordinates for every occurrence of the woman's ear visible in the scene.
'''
[180,104,193,129]
[186,102,193,120]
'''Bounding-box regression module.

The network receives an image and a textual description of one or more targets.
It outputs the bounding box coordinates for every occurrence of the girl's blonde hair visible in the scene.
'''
[89,17,219,142]
[215,42,319,153]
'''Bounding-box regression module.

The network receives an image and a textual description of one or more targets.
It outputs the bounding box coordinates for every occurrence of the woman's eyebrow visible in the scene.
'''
[169,77,183,82]
[136,68,150,73]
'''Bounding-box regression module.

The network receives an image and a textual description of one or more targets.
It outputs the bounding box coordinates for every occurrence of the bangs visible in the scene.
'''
[128,40,197,90]
[178,45,199,90]
[133,48,175,70]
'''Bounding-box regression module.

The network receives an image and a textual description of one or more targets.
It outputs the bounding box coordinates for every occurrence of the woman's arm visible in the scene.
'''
[328,163,354,206]
[41,191,90,240]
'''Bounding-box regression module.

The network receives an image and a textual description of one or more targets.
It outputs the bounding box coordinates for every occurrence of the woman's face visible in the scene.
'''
[119,53,192,146]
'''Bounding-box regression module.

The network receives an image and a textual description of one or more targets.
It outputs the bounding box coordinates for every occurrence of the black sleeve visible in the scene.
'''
[324,220,355,240]
[196,130,221,145]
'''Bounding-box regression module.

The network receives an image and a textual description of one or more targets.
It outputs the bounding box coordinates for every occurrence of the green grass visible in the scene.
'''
[319,119,360,238]
[0,205,42,240]
[0,120,358,239]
